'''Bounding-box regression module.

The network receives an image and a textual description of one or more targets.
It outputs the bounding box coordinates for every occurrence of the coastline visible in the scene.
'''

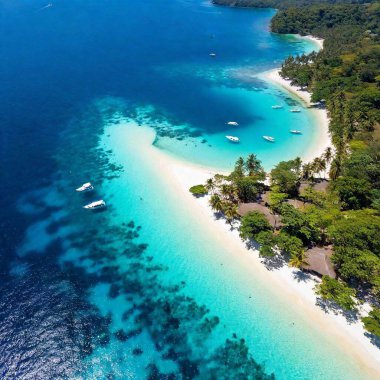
[259,33,330,164]
[104,116,379,378]
[151,145,380,379]
[259,68,331,164]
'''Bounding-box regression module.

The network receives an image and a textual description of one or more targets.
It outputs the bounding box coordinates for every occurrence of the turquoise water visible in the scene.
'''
[1,1,375,379]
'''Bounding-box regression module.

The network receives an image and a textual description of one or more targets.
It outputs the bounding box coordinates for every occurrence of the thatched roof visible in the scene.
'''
[304,246,336,278]
[313,180,329,192]
[259,191,271,205]
[299,180,329,194]
[284,199,304,209]
[237,202,282,229]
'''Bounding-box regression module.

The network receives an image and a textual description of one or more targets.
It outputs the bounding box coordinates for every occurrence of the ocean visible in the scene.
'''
[0,1,371,379]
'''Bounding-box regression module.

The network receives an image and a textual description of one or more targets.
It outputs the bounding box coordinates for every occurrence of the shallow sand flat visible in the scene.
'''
[105,119,380,379]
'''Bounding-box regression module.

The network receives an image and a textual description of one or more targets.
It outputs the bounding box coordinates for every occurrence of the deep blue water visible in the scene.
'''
[0,1,371,379]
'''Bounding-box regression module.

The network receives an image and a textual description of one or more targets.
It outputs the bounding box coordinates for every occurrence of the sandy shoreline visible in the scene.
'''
[258,34,330,163]
[259,68,331,163]
[152,149,380,378]
[107,117,380,377]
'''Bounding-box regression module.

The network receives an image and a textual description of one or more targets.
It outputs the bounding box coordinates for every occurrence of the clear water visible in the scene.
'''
[0,0,373,379]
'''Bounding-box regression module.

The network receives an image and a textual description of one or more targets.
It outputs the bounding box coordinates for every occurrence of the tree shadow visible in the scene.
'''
[292,270,313,283]
[364,332,380,348]
[261,255,287,271]
[315,297,359,324]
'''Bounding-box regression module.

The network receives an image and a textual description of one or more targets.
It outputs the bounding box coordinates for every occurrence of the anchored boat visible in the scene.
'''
[290,108,301,113]
[225,135,240,143]
[263,135,275,142]
[226,121,239,126]
[76,182,94,192]
[83,200,106,209]
[271,105,283,109]
[290,130,302,134]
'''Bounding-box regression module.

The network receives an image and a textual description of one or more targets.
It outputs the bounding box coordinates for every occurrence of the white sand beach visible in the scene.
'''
[110,119,380,378]
[156,150,380,379]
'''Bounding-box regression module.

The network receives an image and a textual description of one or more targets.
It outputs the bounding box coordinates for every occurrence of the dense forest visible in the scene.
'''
[208,1,380,337]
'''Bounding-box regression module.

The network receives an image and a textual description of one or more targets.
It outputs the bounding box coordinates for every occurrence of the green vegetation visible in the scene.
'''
[362,308,380,337]
[189,184,208,196]
[239,211,272,240]
[211,0,380,336]
[315,276,358,311]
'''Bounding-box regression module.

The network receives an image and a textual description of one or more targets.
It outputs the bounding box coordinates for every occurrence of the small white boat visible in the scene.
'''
[76,182,94,192]
[83,200,106,209]
[290,108,301,113]
[225,135,240,143]
[226,121,239,126]
[290,130,302,134]
[271,105,283,109]
[263,136,275,142]
[209,53,216,57]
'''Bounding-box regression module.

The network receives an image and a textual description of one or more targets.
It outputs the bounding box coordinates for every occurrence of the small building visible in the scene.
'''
[303,246,336,278]
[284,199,304,209]
[299,180,329,194]
[237,202,282,229]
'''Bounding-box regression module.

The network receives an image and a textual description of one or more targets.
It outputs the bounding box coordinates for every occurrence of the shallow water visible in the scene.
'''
[0,0,374,379]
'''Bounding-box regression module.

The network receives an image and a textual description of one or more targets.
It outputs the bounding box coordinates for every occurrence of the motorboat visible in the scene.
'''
[290,108,301,113]
[76,182,94,192]
[290,130,302,134]
[263,135,275,142]
[226,121,239,126]
[225,135,240,143]
[209,53,216,57]
[83,200,106,209]
[271,105,283,109]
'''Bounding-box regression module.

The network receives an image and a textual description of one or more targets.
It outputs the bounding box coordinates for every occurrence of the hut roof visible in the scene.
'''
[237,202,282,228]
[299,180,329,194]
[285,199,304,209]
[260,191,271,205]
[313,180,329,192]
[304,246,336,278]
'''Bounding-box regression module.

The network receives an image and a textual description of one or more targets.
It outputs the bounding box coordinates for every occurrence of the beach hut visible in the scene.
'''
[303,246,336,278]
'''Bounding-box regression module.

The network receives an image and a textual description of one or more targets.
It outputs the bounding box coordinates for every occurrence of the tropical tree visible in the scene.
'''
[239,211,272,241]
[301,162,314,181]
[205,178,216,195]
[270,158,302,197]
[311,157,326,179]
[289,249,308,269]
[315,276,358,311]
[230,157,245,180]
[220,183,237,201]
[209,194,223,213]
[362,308,380,337]
[189,184,208,196]
[323,147,333,166]
[235,177,260,203]
[223,201,239,225]
[245,154,265,179]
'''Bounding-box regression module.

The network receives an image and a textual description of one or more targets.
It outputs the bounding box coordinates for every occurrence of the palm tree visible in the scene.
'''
[223,201,239,225]
[230,157,245,180]
[289,250,308,270]
[301,162,313,181]
[311,157,326,179]
[245,154,263,177]
[329,158,341,180]
[205,178,215,195]
[209,194,223,213]
[323,147,333,168]
[220,183,236,201]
